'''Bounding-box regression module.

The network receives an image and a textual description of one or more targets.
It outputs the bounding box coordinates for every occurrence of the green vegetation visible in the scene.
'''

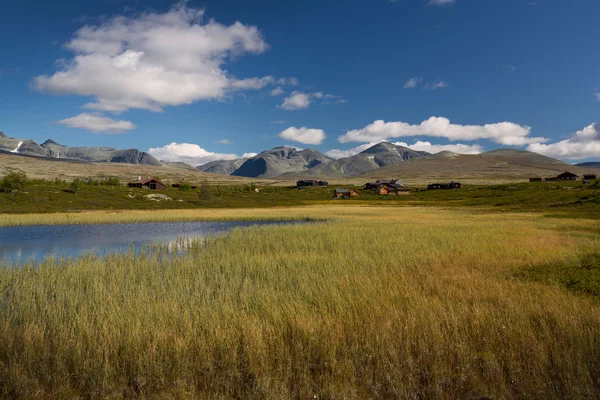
[0,171,28,193]
[517,252,600,302]
[2,176,600,218]
[1,207,600,398]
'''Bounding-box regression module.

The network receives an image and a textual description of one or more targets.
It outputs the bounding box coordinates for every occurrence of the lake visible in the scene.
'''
[0,221,296,265]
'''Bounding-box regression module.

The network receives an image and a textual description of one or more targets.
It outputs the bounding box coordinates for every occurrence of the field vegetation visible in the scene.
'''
[1,206,600,398]
[1,173,600,218]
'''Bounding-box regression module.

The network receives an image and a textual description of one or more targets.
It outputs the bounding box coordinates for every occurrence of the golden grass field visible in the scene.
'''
[1,206,600,398]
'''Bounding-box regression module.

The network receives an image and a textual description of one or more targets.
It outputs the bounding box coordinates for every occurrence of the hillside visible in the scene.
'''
[0,152,271,185]
[358,148,593,184]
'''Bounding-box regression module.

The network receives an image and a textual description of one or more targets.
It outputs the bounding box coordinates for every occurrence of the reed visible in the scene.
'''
[1,206,599,398]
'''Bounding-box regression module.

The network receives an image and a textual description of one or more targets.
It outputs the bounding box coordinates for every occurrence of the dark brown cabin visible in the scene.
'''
[128,177,167,190]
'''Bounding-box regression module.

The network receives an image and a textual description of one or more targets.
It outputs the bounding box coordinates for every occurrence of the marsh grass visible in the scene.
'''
[1,207,600,398]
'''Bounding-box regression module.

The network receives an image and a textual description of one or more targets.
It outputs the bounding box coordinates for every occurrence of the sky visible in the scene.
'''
[1,0,599,166]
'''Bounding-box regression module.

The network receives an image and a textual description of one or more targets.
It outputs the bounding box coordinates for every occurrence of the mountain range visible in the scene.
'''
[0,132,160,165]
[1,130,597,181]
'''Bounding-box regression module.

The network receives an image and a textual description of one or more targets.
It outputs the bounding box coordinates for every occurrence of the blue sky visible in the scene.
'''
[1,0,599,165]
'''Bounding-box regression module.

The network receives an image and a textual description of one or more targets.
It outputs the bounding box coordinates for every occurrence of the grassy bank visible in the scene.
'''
[1,177,600,218]
[1,207,600,398]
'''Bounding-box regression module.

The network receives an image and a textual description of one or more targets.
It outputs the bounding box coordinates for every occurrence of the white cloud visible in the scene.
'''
[270,87,284,96]
[148,142,251,166]
[270,120,286,124]
[392,141,483,154]
[325,142,381,159]
[57,113,136,133]
[325,140,481,159]
[338,117,546,146]
[424,80,449,90]
[404,77,423,89]
[279,92,311,110]
[33,2,277,113]
[217,139,232,144]
[241,152,258,158]
[594,92,600,101]
[278,127,326,145]
[527,123,600,160]
[428,0,455,6]
[230,76,274,90]
[279,91,343,110]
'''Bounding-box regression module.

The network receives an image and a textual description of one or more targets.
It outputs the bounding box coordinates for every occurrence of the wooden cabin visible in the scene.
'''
[333,188,359,198]
[365,179,404,190]
[128,177,167,190]
[297,180,329,188]
[545,171,579,182]
[427,181,462,190]
[583,173,597,180]
[529,177,545,183]
[556,171,579,181]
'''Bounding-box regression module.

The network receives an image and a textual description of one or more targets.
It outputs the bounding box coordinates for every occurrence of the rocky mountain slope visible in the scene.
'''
[231,147,334,178]
[0,132,159,165]
[197,158,249,175]
[288,142,428,178]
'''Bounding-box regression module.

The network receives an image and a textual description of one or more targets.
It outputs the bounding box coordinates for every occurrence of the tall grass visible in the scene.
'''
[1,207,600,398]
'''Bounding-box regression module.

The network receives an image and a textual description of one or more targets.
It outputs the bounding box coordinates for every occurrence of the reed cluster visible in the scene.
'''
[1,207,599,398]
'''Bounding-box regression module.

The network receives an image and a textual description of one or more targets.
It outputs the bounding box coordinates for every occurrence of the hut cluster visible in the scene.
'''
[529,171,597,183]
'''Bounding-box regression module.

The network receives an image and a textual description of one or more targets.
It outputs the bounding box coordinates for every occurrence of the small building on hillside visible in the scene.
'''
[297,180,329,188]
[128,177,167,190]
[583,173,597,180]
[365,179,404,190]
[544,171,579,182]
[333,188,359,199]
[427,181,462,190]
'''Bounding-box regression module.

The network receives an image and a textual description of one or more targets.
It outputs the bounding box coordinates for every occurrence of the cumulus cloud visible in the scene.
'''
[325,140,481,159]
[404,77,423,89]
[279,92,311,110]
[393,141,483,154]
[278,127,326,145]
[57,113,136,133]
[32,2,295,113]
[325,142,381,159]
[147,142,254,166]
[527,123,600,160]
[338,117,546,146]
[270,87,284,96]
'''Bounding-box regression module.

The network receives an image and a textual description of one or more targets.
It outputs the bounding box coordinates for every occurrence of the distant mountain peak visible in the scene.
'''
[41,139,61,146]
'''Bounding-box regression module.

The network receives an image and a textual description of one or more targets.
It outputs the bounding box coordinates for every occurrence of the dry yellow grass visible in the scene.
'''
[1,206,599,398]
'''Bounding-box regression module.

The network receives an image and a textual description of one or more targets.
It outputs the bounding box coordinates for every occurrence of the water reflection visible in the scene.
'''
[0,221,295,265]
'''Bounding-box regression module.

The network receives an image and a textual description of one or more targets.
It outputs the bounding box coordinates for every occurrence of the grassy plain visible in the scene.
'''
[1,178,600,218]
[1,206,600,398]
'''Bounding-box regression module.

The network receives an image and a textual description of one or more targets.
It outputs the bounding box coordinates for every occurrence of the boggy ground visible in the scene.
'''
[1,206,600,398]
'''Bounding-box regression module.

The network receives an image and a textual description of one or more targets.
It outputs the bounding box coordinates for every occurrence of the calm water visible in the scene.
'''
[0,221,294,265]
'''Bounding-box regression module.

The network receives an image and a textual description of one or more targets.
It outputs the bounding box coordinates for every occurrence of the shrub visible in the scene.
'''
[0,171,28,193]
[179,183,192,191]
[104,176,121,186]
[70,179,83,194]
[199,180,211,200]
